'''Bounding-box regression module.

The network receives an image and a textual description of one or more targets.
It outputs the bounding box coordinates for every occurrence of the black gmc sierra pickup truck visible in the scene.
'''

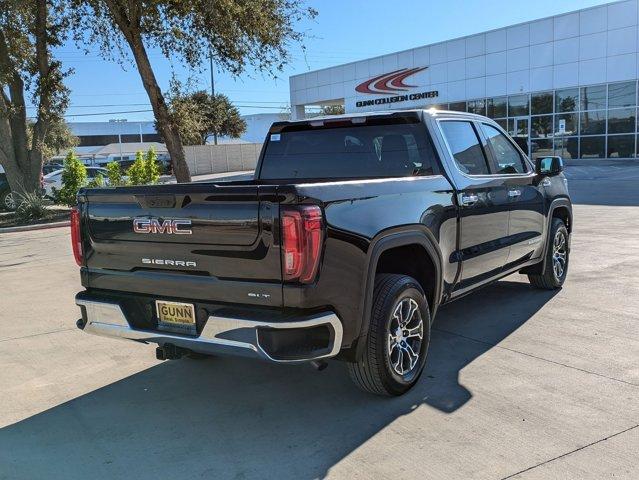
[73,109,572,396]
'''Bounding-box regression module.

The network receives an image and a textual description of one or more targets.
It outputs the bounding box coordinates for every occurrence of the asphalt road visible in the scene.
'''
[1,166,638,479]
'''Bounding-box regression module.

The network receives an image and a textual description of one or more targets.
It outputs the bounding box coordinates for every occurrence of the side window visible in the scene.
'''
[439,121,490,175]
[480,123,528,174]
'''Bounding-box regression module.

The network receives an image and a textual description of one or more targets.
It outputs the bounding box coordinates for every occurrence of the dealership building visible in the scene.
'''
[289,0,639,160]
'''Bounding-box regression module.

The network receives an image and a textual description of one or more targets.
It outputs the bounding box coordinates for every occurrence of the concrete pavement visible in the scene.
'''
[0,167,638,479]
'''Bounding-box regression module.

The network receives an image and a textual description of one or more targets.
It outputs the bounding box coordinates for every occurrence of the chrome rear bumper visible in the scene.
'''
[76,298,343,363]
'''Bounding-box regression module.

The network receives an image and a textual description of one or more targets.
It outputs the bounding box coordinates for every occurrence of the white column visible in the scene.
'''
[292,105,306,120]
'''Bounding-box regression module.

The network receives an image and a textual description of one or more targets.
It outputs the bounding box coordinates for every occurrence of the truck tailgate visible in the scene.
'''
[81,182,283,306]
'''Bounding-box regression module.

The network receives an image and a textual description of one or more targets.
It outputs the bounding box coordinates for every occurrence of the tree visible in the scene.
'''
[0,0,70,195]
[105,160,124,186]
[128,148,160,185]
[38,118,79,161]
[70,0,316,183]
[144,147,160,184]
[320,105,345,116]
[127,151,146,185]
[55,150,86,206]
[164,89,247,145]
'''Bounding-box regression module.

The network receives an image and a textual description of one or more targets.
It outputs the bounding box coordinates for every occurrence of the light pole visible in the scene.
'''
[209,53,218,145]
[109,118,127,161]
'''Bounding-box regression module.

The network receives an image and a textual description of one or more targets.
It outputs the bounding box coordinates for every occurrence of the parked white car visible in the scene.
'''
[43,167,108,199]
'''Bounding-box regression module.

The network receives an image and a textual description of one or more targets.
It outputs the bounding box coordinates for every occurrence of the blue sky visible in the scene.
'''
[51,0,612,122]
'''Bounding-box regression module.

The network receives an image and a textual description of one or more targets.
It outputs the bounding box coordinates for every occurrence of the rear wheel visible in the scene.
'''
[528,218,569,290]
[1,190,16,211]
[348,274,431,396]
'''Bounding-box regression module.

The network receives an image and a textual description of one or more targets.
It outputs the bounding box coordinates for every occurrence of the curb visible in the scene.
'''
[0,220,70,234]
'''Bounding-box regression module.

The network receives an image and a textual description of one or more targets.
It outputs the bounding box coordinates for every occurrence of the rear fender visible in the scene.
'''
[354,227,443,360]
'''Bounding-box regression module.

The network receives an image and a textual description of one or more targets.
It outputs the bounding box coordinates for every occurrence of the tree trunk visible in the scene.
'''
[28,0,53,185]
[124,33,191,183]
[0,29,41,195]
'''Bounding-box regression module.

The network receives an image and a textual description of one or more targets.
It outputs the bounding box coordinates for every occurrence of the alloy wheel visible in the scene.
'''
[387,297,424,376]
[552,230,568,280]
[3,192,16,211]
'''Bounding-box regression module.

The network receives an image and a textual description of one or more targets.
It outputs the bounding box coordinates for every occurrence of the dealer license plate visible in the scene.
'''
[155,300,196,335]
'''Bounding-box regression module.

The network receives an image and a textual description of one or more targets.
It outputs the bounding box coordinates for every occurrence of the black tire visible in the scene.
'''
[348,274,431,396]
[1,190,16,211]
[528,218,569,290]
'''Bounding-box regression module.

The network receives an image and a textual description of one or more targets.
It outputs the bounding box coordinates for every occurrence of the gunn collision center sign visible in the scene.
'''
[354,67,438,108]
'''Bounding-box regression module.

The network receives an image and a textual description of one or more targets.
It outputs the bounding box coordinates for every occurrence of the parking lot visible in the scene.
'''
[1,165,638,479]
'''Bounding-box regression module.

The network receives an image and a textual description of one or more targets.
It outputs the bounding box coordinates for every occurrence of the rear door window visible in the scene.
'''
[439,121,491,175]
[259,122,437,180]
[480,123,528,174]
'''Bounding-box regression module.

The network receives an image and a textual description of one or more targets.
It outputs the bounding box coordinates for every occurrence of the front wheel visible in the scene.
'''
[348,274,431,396]
[528,218,570,290]
[1,190,16,211]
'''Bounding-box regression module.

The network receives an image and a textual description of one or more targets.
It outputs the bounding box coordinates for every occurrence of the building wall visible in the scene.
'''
[184,143,262,175]
[69,116,282,149]
[69,121,160,148]
[240,113,289,143]
[289,0,639,159]
[291,0,639,112]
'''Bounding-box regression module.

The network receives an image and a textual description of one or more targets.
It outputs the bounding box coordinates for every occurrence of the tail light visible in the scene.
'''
[281,205,323,283]
[70,207,83,266]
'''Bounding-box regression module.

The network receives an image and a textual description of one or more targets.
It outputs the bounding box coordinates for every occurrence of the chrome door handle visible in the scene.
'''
[459,193,479,206]
[541,178,551,187]
[508,189,521,198]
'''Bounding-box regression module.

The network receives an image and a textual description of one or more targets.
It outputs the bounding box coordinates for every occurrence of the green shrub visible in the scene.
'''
[128,151,146,185]
[144,147,161,184]
[106,161,125,186]
[15,191,48,222]
[87,174,105,188]
[128,149,161,185]
[56,151,87,206]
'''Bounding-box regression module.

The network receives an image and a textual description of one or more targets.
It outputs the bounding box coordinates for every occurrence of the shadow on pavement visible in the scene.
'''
[0,280,557,479]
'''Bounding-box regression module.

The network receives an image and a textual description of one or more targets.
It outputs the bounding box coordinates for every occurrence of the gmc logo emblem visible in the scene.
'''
[133,218,192,235]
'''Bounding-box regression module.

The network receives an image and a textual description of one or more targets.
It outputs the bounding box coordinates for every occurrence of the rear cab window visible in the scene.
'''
[259,117,438,180]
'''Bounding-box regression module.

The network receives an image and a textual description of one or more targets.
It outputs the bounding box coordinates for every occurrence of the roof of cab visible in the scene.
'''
[270,109,489,130]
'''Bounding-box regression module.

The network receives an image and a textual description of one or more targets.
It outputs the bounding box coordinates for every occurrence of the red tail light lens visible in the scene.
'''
[281,205,323,283]
[70,207,83,266]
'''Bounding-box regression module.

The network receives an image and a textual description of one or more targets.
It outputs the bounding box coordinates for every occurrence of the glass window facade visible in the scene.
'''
[580,111,606,135]
[531,92,553,115]
[581,85,607,111]
[607,135,635,158]
[439,80,639,160]
[608,81,636,108]
[580,136,605,159]
[448,101,467,112]
[467,99,486,115]
[555,88,579,113]
[487,97,507,118]
[508,95,529,116]
[607,108,636,134]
